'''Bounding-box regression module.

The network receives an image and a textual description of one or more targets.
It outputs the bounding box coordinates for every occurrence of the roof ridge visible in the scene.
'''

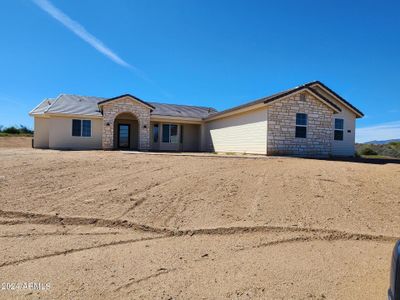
[58,93,106,99]
[149,101,217,110]
[44,94,63,113]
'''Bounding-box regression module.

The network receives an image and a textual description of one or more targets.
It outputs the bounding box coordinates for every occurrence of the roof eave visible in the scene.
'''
[307,81,364,118]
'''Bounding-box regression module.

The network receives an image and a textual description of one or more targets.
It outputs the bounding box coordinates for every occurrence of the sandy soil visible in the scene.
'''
[0,136,32,148]
[0,142,399,299]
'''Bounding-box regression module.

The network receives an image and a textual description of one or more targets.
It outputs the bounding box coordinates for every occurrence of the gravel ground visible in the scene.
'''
[0,140,399,299]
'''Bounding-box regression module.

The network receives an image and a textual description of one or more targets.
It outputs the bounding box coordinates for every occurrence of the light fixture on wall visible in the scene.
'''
[143,125,147,129]
[106,122,110,126]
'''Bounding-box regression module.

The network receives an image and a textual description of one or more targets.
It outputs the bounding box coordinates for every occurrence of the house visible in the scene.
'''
[29,81,363,157]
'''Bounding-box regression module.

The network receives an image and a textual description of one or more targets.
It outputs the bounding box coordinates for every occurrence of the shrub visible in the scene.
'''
[360,147,378,156]
[0,125,33,135]
[2,126,20,134]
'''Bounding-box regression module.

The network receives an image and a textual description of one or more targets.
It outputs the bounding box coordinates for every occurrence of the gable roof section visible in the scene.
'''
[205,81,364,121]
[205,82,342,121]
[98,94,155,110]
[262,85,341,112]
[307,81,364,117]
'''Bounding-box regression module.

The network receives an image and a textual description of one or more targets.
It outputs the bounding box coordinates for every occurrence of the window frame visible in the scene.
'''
[71,119,92,137]
[153,124,159,143]
[295,113,307,138]
[334,118,344,141]
[161,123,179,144]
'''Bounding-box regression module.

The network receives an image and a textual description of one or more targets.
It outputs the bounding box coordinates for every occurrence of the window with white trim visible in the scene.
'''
[72,119,91,137]
[334,118,344,141]
[295,113,307,138]
[162,124,178,143]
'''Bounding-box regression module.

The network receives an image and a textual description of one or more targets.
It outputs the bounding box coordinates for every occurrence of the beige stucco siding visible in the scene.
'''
[48,117,102,150]
[33,117,49,148]
[312,86,357,156]
[182,124,200,151]
[205,107,268,154]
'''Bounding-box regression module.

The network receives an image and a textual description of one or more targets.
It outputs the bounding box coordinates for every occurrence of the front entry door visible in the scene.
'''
[118,124,130,149]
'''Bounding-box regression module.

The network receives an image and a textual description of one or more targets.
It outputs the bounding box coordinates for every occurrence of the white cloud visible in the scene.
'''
[356,120,400,143]
[33,0,136,70]
[33,0,172,98]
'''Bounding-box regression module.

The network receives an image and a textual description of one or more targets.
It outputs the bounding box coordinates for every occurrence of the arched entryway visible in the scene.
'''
[113,112,139,150]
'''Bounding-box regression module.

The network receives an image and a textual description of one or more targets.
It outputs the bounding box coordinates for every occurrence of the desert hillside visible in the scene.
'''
[356,141,400,158]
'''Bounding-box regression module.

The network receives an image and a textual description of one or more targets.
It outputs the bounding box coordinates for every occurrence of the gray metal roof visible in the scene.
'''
[30,94,217,119]
[29,82,363,120]
[149,102,216,119]
[29,98,56,114]
[46,94,104,116]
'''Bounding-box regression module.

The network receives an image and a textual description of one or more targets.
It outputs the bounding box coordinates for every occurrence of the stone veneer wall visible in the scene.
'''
[101,97,151,150]
[267,92,334,157]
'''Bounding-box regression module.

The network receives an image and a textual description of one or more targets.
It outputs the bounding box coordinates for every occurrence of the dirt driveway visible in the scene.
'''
[0,146,399,299]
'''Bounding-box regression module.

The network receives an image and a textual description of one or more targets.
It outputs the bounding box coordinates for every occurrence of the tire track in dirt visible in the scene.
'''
[0,209,168,234]
[236,231,395,252]
[0,234,170,268]
[0,209,398,244]
[117,171,189,219]
[0,231,129,238]
[114,268,177,292]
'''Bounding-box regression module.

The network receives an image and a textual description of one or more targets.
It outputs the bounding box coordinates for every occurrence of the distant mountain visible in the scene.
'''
[364,138,400,145]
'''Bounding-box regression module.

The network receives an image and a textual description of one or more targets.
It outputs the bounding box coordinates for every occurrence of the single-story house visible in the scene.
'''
[29,81,363,157]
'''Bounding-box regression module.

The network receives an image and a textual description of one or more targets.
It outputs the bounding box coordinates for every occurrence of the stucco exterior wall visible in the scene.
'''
[33,117,49,148]
[182,124,200,151]
[267,92,334,157]
[205,107,268,154]
[48,116,102,150]
[101,97,151,150]
[311,85,357,156]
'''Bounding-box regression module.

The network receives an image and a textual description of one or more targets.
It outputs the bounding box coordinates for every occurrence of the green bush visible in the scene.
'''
[360,147,378,156]
[2,126,20,134]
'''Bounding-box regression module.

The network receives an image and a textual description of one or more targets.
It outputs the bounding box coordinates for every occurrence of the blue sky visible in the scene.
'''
[0,0,399,142]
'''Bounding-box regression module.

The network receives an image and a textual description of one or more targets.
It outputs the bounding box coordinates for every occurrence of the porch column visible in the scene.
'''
[138,117,150,151]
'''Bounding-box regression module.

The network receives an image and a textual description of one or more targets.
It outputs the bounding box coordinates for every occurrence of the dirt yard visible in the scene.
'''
[0,136,32,148]
[0,138,399,299]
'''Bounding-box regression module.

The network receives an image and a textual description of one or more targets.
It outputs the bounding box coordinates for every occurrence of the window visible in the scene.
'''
[72,119,91,137]
[162,124,178,143]
[170,124,178,143]
[334,118,344,141]
[72,119,81,136]
[295,113,307,138]
[82,120,91,137]
[153,124,159,143]
[162,124,169,143]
